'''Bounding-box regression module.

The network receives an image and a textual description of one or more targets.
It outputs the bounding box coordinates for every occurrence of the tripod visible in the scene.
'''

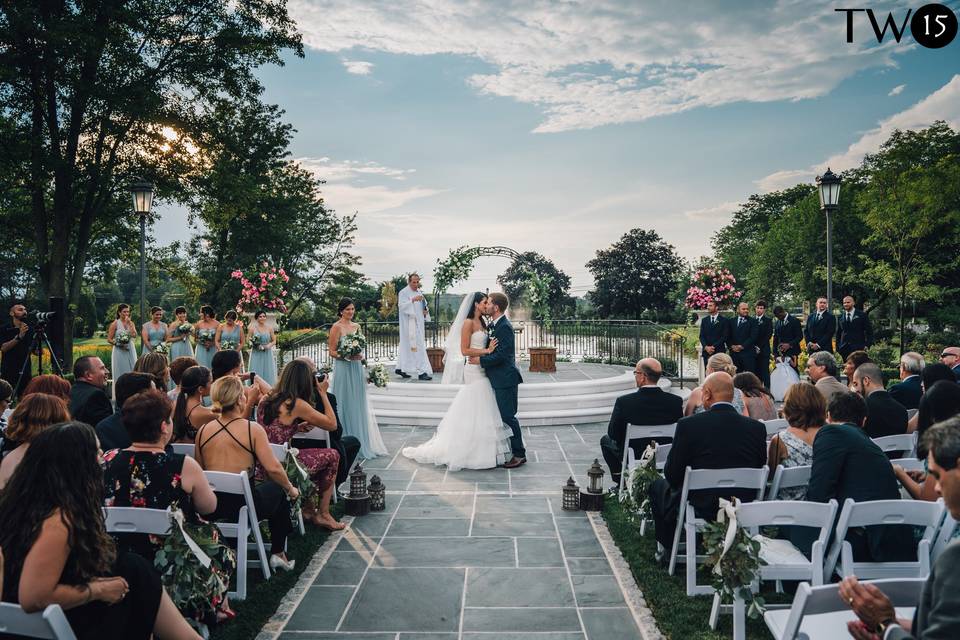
[12,323,65,401]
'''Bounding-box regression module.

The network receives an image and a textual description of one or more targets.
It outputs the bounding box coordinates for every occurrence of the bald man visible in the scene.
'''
[649,372,767,552]
[940,346,960,381]
[600,358,683,486]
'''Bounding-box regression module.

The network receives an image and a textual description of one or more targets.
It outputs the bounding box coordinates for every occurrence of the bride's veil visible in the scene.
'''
[441,293,476,384]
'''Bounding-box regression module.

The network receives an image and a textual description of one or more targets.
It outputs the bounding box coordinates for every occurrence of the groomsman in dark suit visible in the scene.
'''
[753,300,773,388]
[729,302,759,374]
[837,295,873,361]
[804,296,836,355]
[698,300,729,366]
[773,306,802,369]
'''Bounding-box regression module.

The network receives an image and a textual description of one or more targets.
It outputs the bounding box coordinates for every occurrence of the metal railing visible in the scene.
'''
[280,319,688,378]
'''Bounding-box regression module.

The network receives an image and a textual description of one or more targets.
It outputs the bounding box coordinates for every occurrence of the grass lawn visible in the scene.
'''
[603,499,788,640]
[209,504,344,640]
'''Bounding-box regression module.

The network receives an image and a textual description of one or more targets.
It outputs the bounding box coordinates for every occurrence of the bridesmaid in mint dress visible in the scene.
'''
[329,298,387,459]
[247,310,277,386]
[167,306,194,360]
[108,304,138,398]
[216,311,245,363]
[141,307,168,358]
[194,305,219,369]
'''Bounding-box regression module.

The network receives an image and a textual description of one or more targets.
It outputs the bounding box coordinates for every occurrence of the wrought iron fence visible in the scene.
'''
[281,319,688,378]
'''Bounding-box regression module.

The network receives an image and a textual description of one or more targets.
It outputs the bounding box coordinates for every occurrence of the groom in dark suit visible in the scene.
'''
[476,292,527,468]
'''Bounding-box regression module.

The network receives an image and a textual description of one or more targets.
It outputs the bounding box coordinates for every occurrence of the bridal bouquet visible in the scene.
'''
[249,334,267,351]
[196,328,215,348]
[220,340,238,351]
[337,332,366,359]
[175,322,193,337]
[153,342,170,356]
[368,363,389,388]
[114,331,131,348]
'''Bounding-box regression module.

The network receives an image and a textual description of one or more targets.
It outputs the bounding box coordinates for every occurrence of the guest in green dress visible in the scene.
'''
[167,306,194,360]
[194,305,218,369]
[140,307,168,358]
[247,310,277,386]
[108,304,138,400]
[216,311,245,361]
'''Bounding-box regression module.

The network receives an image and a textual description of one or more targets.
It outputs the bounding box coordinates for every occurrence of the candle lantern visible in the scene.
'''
[345,464,371,516]
[349,464,368,498]
[562,477,580,511]
[580,459,606,511]
[368,475,386,512]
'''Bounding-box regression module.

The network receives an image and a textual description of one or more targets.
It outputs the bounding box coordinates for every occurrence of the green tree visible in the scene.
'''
[586,229,685,318]
[498,252,572,312]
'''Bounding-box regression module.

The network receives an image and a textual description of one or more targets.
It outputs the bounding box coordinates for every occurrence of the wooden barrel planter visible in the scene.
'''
[529,346,557,373]
[426,346,445,373]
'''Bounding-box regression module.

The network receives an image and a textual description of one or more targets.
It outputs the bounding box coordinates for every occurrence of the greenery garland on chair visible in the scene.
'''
[618,445,660,521]
[702,498,767,619]
[284,447,317,526]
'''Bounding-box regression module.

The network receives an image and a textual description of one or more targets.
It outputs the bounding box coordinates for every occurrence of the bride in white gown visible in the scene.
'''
[401,292,513,470]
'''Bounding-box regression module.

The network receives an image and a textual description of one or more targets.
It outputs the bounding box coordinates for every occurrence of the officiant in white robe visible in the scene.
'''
[397,273,433,379]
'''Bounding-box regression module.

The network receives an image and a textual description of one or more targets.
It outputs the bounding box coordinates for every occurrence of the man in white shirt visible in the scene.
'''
[396,273,433,380]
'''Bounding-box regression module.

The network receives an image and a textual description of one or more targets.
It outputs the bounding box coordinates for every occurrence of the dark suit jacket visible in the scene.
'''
[96,411,130,452]
[479,316,523,389]
[607,386,683,454]
[70,380,113,427]
[864,390,908,439]
[838,309,873,352]
[755,315,773,355]
[699,314,729,355]
[663,404,767,517]
[729,316,759,352]
[888,543,960,640]
[888,375,922,411]
[804,312,836,352]
[952,364,960,382]
[807,423,913,562]
[773,314,802,358]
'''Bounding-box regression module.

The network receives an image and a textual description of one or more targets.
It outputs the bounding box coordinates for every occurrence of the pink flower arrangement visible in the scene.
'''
[684,267,742,309]
[232,262,290,313]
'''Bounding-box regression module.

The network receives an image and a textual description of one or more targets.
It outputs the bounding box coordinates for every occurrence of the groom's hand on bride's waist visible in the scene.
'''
[468,356,480,365]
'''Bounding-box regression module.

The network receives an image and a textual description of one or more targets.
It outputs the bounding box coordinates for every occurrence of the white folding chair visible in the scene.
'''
[906,408,918,421]
[0,603,76,640]
[169,443,195,457]
[204,470,271,600]
[932,510,958,562]
[764,578,922,640]
[619,423,676,491]
[892,457,925,474]
[269,442,288,462]
[667,466,769,596]
[873,434,917,458]
[654,443,672,472]
[104,506,173,537]
[763,418,789,440]
[824,498,943,580]
[291,427,337,504]
[768,464,812,501]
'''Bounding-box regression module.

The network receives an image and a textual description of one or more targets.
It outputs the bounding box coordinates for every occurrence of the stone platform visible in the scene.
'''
[259,423,659,640]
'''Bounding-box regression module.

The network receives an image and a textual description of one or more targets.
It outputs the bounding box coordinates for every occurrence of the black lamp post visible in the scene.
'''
[130,180,155,331]
[815,168,841,314]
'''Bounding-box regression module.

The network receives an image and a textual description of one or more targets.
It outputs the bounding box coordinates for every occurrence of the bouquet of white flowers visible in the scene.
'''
[196,328,215,348]
[153,342,170,356]
[336,332,366,359]
[368,363,389,388]
[221,340,238,351]
[114,330,131,348]
[249,334,266,351]
[176,322,192,337]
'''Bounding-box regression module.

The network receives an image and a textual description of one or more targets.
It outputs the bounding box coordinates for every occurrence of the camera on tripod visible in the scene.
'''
[26,310,57,327]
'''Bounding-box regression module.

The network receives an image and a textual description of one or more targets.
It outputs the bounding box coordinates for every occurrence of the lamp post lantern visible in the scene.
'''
[815,168,841,314]
[130,180,155,330]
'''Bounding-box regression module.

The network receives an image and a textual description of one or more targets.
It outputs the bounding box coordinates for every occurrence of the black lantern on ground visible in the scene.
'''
[580,459,606,511]
[562,477,580,511]
[815,168,841,315]
[129,179,154,329]
[368,475,386,512]
[345,464,370,516]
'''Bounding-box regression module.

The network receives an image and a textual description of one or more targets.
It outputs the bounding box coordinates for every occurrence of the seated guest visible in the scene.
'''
[768,382,825,500]
[808,393,914,563]
[0,393,70,489]
[841,417,960,640]
[195,376,300,571]
[734,372,778,420]
[684,353,748,416]
[95,372,156,452]
[258,360,343,530]
[649,373,766,552]
[0,378,12,453]
[69,356,113,427]
[168,355,198,402]
[0,421,201,640]
[893,379,960,500]
[293,356,361,488]
[853,362,908,439]
[600,358,684,486]
[134,352,171,391]
[912,365,960,434]
[843,350,872,386]
[889,352,925,410]
[939,346,960,381]
[22,374,72,402]
[171,366,217,443]
[211,349,271,413]
[806,350,849,405]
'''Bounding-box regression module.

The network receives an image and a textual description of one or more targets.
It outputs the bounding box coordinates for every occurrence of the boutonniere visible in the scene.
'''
[486,323,496,340]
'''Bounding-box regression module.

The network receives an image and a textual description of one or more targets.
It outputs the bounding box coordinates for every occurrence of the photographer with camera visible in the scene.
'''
[0,302,34,398]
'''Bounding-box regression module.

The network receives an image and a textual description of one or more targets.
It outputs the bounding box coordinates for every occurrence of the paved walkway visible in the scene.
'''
[388,362,634,385]
[262,423,654,640]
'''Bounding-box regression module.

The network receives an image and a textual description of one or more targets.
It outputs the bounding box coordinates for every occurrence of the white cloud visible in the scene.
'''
[756,75,960,191]
[342,59,374,75]
[888,83,906,96]
[290,0,911,132]
[683,201,741,222]
[296,156,442,214]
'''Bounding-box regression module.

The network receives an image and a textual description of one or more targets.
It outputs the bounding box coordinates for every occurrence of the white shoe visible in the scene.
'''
[269,554,295,572]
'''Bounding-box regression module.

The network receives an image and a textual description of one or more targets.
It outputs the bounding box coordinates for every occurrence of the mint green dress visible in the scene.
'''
[247,330,277,386]
[142,323,168,358]
[169,323,194,360]
[111,321,138,384]
[195,326,217,369]
[219,325,242,352]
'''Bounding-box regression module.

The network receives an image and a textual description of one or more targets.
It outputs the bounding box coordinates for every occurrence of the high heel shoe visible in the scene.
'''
[269,554,296,572]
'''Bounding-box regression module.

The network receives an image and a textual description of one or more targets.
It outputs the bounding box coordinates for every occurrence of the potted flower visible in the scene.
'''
[526,270,557,373]
[684,267,742,325]
[231,262,290,330]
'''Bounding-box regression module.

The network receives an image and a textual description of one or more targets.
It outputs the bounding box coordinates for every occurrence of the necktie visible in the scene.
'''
[847,312,852,322]
[738,318,743,326]
[817,313,821,321]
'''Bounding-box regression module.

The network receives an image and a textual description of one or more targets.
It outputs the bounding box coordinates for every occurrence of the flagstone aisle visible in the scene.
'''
[259,423,658,640]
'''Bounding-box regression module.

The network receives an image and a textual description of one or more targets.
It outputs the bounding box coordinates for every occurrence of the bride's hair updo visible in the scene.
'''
[467,292,488,327]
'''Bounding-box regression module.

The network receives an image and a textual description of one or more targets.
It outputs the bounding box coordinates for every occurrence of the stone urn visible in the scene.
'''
[426,346,445,373]
[529,346,557,373]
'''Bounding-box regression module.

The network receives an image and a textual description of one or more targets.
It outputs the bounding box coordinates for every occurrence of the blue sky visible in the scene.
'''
[155,0,960,296]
